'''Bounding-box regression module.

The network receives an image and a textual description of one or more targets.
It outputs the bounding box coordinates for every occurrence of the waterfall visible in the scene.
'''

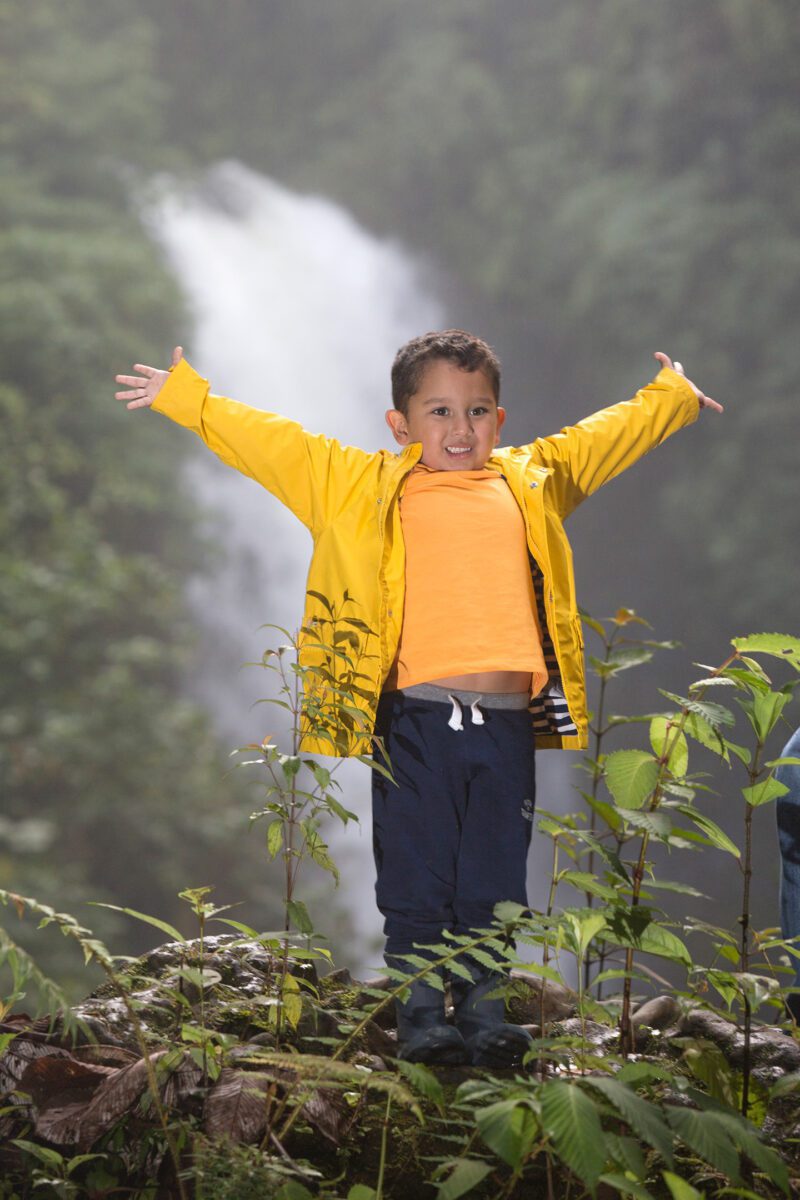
[146,162,443,968]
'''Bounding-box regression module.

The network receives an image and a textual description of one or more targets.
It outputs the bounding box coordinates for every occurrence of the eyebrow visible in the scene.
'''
[420,395,495,406]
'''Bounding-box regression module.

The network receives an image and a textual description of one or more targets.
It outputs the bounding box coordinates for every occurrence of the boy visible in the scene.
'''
[115,331,721,1066]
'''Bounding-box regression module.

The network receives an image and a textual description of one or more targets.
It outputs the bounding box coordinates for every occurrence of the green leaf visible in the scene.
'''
[286,900,314,935]
[684,711,729,761]
[90,903,184,943]
[476,1099,537,1171]
[267,819,284,859]
[605,913,692,966]
[493,900,527,924]
[650,716,689,777]
[742,775,788,807]
[665,1106,741,1182]
[604,750,661,809]
[659,691,736,728]
[435,1159,493,1200]
[558,871,618,902]
[539,1080,606,1191]
[581,1076,674,1167]
[11,1140,66,1169]
[604,1133,647,1180]
[749,690,791,742]
[732,633,800,671]
[347,1187,378,1200]
[396,1060,445,1112]
[710,1111,790,1195]
[662,1172,704,1200]
[676,808,740,857]
[598,1175,656,1200]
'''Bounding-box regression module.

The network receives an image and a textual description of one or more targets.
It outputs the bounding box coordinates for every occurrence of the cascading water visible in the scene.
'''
[146,161,568,971]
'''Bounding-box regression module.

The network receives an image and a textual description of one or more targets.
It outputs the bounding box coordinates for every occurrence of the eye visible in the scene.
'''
[471,406,490,416]
[431,407,449,416]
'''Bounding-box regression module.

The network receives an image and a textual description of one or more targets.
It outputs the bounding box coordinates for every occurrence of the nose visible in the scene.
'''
[451,410,474,435]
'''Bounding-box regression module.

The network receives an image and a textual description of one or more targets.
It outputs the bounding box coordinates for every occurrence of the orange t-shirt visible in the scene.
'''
[393,466,548,694]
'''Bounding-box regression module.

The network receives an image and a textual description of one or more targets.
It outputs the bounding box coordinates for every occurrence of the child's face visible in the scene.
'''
[385,359,505,471]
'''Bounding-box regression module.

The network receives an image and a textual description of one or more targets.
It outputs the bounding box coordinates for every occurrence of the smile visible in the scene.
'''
[445,446,472,455]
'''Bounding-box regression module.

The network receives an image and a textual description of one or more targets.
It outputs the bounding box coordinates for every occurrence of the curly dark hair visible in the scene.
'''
[391,329,501,415]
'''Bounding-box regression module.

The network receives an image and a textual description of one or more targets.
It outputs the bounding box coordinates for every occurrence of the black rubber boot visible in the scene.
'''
[451,965,533,1069]
[387,958,468,1065]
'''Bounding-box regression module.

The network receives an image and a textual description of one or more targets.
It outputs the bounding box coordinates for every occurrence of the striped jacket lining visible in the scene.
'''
[528,555,579,739]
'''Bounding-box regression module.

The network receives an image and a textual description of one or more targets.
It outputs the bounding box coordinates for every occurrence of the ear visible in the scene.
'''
[494,406,507,444]
[385,408,409,444]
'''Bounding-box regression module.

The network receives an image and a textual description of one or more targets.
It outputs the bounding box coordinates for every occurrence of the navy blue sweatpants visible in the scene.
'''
[371,690,535,957]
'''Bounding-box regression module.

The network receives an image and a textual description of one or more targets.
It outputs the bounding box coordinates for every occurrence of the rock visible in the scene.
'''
[676,1008,800,1072]
[632,995,682,1030]
[507,971,578,1024]
[323,966,353,987]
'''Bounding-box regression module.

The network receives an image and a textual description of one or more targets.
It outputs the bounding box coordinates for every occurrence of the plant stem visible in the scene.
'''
[375,1092,392,1200]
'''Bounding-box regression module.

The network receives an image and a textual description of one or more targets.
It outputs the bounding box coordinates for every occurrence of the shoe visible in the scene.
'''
[451,963,532,1069]
[387,957,468,1065]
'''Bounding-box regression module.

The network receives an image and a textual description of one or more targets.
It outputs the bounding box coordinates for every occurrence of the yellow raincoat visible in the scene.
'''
[153,358,698,755]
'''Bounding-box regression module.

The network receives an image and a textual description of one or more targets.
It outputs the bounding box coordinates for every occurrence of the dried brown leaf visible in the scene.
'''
[78,1049,199,1149]
[0,1036,71,1098]
[203,1068,277,1142]
[302,1087,349,1145]
[19,1055,114,1146]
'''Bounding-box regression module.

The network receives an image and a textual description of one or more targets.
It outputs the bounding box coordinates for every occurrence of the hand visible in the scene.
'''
[115,345,184,410]
[654,351,723,413]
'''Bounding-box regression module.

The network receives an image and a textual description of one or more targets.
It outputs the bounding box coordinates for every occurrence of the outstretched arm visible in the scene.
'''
[529,350,722,518]
[653,351,723,414]
[114,345,184,409]
[113,347,378,534]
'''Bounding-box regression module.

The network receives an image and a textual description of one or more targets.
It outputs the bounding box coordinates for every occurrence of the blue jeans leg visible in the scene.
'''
[775,727,800,1001]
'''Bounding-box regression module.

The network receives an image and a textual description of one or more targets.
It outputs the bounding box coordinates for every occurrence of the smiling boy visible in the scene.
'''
[115,329,721,1066]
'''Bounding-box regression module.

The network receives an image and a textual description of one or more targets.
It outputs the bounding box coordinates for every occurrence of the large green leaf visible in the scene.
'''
[475,1099,537,1171]
[732,633,800,672]
[665,1106,741,1182]
[436,1159,493,1200]
[710,1111,790,1195]
[539,1080,607,1191]
[604,750,661,809]
[581,1077,674,1168]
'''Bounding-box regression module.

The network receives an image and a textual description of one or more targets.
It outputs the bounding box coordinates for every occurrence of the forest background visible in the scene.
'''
[1,0,798,996]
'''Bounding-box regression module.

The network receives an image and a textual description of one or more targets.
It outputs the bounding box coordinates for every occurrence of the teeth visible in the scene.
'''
[446,447,470,453]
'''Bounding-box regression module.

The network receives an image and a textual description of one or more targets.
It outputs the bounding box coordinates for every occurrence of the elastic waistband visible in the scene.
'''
[399,683,530,710]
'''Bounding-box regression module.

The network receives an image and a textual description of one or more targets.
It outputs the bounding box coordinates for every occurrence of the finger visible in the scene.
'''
[701,396,724,414]
[673,360,685,376]
[653,351,673,371]
[115,388,144,401]
[133,363,156,376]
[115,374,148,387]
[126,397,152,410]
[171,345,184,367]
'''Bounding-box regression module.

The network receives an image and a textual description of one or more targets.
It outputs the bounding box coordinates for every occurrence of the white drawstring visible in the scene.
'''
[447,695,463,731]
[446,695,484,730]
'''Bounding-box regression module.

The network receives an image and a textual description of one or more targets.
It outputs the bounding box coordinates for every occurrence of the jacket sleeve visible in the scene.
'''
[528,367,700,519]
[151,357,378,534]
